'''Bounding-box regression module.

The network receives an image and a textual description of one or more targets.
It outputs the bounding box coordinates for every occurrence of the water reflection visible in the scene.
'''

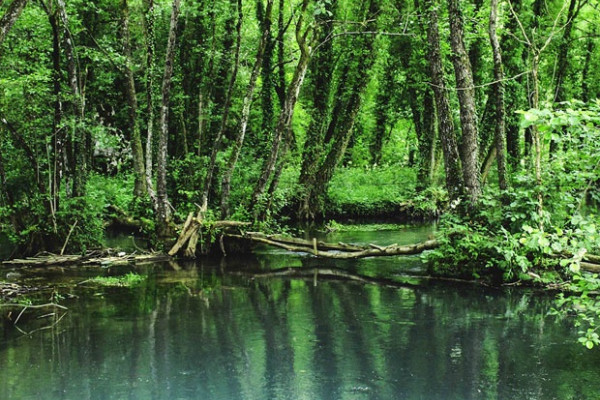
[1,258,599,400]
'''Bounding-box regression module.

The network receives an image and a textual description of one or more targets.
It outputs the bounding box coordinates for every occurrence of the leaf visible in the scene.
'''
[586,340,594,350]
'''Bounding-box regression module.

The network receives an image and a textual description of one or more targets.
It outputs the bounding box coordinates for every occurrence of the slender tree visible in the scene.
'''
[57,0,86,198]
[251,0,312,218]
[200,0,243,212]
[120,0,147,198]
[488,0,507,191]
[220,0,274,218]
[156,0,181,235]
[144,0,157,206]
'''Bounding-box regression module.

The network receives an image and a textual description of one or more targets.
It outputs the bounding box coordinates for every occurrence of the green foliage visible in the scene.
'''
[326,165,416,217]
[324,220,408,232]
[88,272,146,288]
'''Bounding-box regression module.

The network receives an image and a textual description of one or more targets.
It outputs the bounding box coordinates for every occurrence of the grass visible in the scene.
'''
[88,272,146,287]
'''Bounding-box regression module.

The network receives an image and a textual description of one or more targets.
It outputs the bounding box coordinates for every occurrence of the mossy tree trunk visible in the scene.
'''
[120,0,147,198]
[426,0,463,202]
[156,0,181,236]
[447,0,481,203]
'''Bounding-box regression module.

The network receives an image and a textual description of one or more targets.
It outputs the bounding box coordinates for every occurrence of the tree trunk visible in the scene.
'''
[552,0,578,105]
[40,0,64,227]
[0,0,28,47]
[56,0,86,198]
[251,0,311,218]
[144,0,157,206]
[200,0,242,212]
[156,0,181,235]
[447,0,481,202]
[296,1,336,219]
[426,0,463,201]
[220,0,274,218]
[500,0,524,170]
[581,29,594,103]
[488,0,507,191]
[298,0,377,220]
[120,0,147,198]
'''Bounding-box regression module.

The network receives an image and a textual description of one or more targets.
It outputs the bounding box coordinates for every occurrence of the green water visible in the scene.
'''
[1,225,599,400]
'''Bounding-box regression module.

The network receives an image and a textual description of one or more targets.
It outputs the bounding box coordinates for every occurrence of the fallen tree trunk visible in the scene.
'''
[227,232,439,259]
[168,215,251,257]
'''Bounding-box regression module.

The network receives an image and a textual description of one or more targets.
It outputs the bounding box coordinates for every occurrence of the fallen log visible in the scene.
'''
[2,251,170,267]
[168,217,251,257]
[227,232,439,259]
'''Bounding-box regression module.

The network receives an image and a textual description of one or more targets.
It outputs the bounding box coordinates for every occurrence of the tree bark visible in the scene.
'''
[581,28,594,103]
[298,0,378,220]
[156,0,181,234]
[0,0,28,47]
[552,0,579,105]
[57,0,86,198]
[200,0,242,212]
[143,0,157,206]
[426,0,463,201]
[447,0,481,202]
[220,0,274,218]
[120,0,147,198]
[488,0,507,191]
[296,1,336,220]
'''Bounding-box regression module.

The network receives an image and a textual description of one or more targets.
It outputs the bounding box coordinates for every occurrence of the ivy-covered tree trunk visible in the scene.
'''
[447,0,481,202]
[156,0,181,236]
[298,0,378,220]
[488,0,507,191]
[220,0,274,218]
[120,0,147,198]
[258,0,275,155]
[144,0,157,205]
[200,0,242,212]
[39,0,64,226]
[0,0,28,47]
[57,0,86,198]
[297,0,337,220]
[500,0,524,170]
[552,0,578,105]
[252,0,311,218]
[581,29,595,103]
[427,0,463,201]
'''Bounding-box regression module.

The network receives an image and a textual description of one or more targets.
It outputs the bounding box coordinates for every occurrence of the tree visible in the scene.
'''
[0,0,28,47]
[447,0,481,202]
[220,0,274,218]
[426,0,463,202]
[488,0,507,191]
[120,0,147,198]
[156,0,181,236]
[251,0,312,218]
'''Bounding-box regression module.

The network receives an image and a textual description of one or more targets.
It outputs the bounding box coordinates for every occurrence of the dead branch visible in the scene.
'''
[228,232,439,259]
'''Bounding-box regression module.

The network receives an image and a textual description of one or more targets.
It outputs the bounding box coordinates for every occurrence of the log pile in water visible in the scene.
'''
[2,251,170,267]
[168,212,251,257]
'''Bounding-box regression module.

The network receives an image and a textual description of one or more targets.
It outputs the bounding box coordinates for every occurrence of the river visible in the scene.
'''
[1,224,599,399]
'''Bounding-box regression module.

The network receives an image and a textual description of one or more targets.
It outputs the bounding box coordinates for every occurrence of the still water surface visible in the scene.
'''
[1,225,599,400]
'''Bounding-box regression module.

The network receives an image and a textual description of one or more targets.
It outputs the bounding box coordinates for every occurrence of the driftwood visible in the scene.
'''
[2,252,170,267]
[168,214,251,257]
[228,232,439,259]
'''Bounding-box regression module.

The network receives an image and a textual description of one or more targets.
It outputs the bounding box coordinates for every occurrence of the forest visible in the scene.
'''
[1,0,600,347]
